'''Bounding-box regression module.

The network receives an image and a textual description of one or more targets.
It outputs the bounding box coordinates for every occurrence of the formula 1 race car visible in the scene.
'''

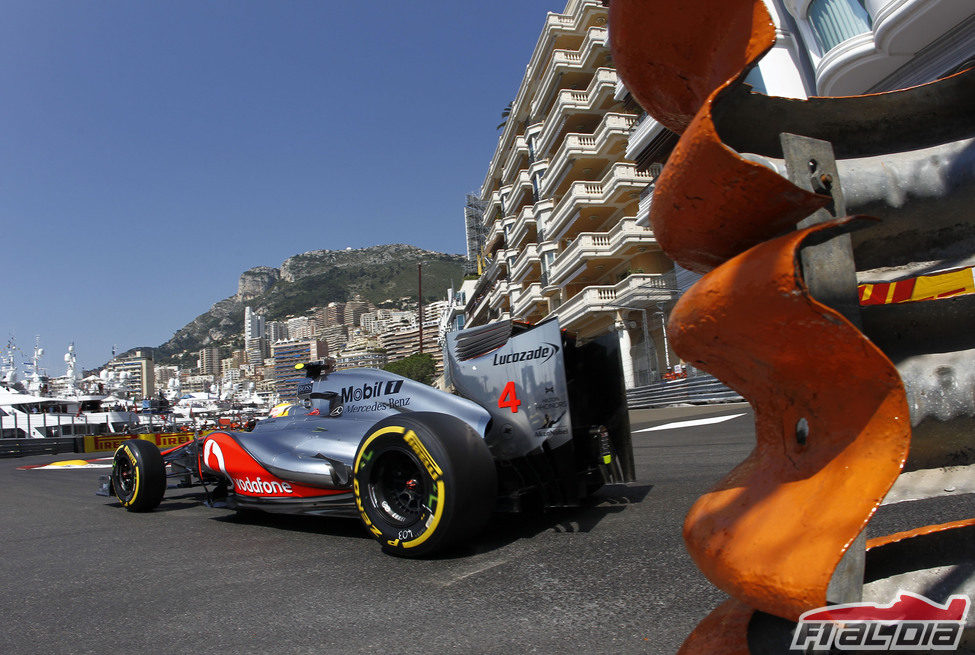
[101,318,634,557]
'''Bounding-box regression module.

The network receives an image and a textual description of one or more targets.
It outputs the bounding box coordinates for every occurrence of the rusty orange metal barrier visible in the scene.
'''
[610,0,975,651]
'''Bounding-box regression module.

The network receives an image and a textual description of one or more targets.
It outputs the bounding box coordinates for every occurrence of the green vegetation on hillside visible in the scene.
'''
[383,353,436,386]
[148,245,466,367]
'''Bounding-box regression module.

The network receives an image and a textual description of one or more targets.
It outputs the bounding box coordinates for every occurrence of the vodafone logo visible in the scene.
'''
[202,437,295,496]
[233,476,293,495]
[203,439,227,475]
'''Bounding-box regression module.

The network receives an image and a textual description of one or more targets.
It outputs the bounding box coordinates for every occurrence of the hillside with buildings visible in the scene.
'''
[153,244,464,366]
[98,245,466,403]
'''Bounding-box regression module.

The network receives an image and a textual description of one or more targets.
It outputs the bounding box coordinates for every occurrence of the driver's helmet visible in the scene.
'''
[268,402,296,418]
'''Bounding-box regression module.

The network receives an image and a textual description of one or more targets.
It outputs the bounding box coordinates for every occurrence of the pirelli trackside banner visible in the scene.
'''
[83,432,198,453]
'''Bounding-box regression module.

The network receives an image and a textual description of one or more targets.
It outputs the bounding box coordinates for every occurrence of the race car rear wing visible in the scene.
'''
[445,319,634,506]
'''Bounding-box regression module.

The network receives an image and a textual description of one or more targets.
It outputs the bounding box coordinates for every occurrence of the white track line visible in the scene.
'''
[635,413,746,433]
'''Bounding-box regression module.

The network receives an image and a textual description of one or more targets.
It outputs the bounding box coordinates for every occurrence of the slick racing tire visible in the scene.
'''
[112,439,166,512]
[353,412,497,558]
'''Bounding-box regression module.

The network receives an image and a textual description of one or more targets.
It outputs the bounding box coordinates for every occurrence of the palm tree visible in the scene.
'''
[496,100,513,130]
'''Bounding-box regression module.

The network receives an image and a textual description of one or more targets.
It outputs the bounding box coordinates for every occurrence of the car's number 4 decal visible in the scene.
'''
[498,381,522,413]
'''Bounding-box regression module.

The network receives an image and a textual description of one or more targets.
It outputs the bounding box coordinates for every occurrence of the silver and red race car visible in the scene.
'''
[102,319,633,557]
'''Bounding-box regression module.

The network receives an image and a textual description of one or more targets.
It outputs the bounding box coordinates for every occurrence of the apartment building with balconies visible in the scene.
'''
[469,0,679,387]
[470,0,972,389]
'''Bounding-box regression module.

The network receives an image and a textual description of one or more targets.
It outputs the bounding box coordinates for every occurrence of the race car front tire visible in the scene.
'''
[111,439,166,512]
[353,412,496,557]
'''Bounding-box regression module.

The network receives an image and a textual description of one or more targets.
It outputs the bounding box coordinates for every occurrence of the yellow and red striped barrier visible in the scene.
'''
[83,431,200,453]
[859,265,975,305]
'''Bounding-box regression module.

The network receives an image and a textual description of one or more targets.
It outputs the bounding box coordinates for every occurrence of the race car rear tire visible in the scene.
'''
[111,439,166,512]
[353,412,496,558]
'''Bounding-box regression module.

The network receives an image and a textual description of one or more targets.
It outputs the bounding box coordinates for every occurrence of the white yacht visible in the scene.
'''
[0,388,140,439]
[0,340,140,439]
[171,393,231,421]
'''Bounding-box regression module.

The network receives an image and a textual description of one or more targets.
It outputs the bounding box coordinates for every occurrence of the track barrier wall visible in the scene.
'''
[0,432,201,458]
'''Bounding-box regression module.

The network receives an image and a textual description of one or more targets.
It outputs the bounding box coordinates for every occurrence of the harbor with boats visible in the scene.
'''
[0,339,269,445]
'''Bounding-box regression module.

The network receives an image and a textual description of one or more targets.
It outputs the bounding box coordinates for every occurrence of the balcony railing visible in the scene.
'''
[508,204,537,251]
[482,0,606,197]
[482,1,607,196]
[503,170,534,215]
[501,135,531,184]
[512,282,546,319]
[544,163,654,241]
[548,217,657,285]
[487,280,512,311]
[510,243,541,284]
[534,68,619,160]
[523,1,607,89]
[538,113,638,198]
[483,219,507,255]
[484,190,502,222]
[546,273,678,329]
[530,26,610,119]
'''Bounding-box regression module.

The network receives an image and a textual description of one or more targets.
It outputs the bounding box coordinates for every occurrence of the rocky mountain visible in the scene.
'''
[144,245,467,367]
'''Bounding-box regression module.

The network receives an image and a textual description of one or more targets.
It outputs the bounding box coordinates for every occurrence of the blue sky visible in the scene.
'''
[1,0,565,372]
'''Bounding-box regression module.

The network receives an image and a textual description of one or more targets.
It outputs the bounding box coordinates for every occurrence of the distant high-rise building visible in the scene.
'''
[379,322,443,374]
[106,350,156,399]
[287,316,316,340]
[267,321,288,343]
[335,349,388,371]
[154,364,180,388]
[344,296,370,328]
[314,307,330,332]
[326,302,346,326]
[271,338,329,400]
[421,300,448,325]
[244,306,265,341]
[318,324,348,355]
[245,337,269,366]
[199,347,221,376]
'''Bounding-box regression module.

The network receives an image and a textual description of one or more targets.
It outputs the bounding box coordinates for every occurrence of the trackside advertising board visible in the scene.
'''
[83,432,200,453]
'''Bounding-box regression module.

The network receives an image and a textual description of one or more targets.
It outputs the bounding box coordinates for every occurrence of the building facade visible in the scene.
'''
[286,316,316,340]
[244,306,265,341]
[106,350,156,399]
[267,320,289,343]
[469,0,678,387]
[378,322,443,373]
[198,347,221,376]
[270,338,328,400]
[335,350,388,371]
[468,0,973,388]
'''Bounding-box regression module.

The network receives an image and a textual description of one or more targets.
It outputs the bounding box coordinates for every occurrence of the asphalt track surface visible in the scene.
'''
[1,403,971,654]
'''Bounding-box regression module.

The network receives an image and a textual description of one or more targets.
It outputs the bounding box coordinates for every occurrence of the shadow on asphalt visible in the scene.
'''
[106,482,655,556]
[101,488,210,513]
[215,509,372,541]
[438,483,654,559]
